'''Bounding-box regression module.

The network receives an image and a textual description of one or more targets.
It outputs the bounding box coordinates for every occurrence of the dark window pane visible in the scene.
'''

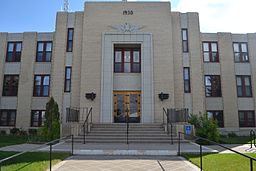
[132,63,140,73]
[45,52,51,62]
[37,52,43,62]
[114,63,122,72]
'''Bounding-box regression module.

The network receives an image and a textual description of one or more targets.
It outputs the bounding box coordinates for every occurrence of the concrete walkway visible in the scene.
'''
[51,155,200,171]
[0,142,217,155]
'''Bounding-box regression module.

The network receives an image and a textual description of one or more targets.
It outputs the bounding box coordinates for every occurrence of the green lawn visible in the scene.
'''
[0,151,70,171]
[0,135,48,148]
[183,153,256,171]
[220,136,255,144]
[0,136,28,148]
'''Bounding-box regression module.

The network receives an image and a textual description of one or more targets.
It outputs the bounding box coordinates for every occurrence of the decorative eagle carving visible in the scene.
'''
[110,23,145,33]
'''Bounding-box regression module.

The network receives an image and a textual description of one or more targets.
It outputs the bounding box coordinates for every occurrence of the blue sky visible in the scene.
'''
[0,0,255,33]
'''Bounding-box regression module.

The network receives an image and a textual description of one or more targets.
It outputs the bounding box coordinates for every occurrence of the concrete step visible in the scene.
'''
[69,139,185,143]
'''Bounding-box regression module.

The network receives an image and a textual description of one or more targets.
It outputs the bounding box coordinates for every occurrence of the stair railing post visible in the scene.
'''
[83,124,86,144]
[126,108,129,144]
[71,135,74,155]
[250,158,253,171]
[200,144,203,171]
[49,143,52,171]
[178,132,181,156]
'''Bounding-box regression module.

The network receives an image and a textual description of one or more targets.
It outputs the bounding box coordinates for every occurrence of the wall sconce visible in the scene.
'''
[158,92,169,101]
[85,92,96,101]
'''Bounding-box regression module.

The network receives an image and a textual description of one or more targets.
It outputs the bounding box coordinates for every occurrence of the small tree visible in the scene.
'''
[40,97,60,140]
[189,113,220,144]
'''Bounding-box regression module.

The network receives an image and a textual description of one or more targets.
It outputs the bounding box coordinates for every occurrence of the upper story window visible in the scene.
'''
[33,75,50,97]
[203,42,219,62]
[0,110,16,126]
[183,67,191,93]
[207,111,224,128]
[6,42,22,62]
[114,47,141,73]
[66,28,74,52]
[2,75,19,96]
[31,110,45,127]
[64,67,72,92]
[36,41,52,62]
[239,111,255,127]
[204,75,222,97]
[236,75,252,97]
[182,29,189,52]
[233,42,249,62]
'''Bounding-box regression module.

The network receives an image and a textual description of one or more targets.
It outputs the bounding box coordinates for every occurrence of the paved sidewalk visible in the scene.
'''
[0,142,217,155]
[51,155,200,171]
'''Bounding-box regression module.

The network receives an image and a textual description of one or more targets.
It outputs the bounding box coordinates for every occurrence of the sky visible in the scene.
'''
[0,0,255,33]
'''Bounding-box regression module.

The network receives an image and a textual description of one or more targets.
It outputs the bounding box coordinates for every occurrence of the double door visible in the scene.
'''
[113,91,141,123]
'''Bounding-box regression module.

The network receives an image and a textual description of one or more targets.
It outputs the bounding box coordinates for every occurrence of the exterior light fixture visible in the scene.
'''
[158,92,169,101]
[85,92,96,101]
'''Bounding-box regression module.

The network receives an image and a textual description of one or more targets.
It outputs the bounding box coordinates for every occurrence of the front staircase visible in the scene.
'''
[73,123,180,143]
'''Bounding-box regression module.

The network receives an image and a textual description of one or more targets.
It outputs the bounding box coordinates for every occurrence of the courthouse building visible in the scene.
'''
[0,1,256,136]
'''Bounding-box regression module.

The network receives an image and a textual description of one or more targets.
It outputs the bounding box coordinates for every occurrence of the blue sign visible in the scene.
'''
[184,125,192,135]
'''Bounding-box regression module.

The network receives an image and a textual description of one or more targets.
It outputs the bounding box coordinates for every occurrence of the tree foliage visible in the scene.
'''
[39,97,60,140]
[189,113,220,143]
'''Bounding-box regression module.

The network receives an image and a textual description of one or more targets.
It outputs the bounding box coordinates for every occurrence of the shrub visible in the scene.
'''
[189,113,220,144]
[28,129,38,136]
[0,130,6,135]
[10,128,20,135]
[227,132,237,138]
[39,97,60,140]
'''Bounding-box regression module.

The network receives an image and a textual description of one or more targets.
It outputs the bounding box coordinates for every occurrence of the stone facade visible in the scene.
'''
[0,2,255,135]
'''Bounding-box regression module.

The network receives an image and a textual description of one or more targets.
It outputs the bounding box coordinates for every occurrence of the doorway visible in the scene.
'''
[113,91,141,123]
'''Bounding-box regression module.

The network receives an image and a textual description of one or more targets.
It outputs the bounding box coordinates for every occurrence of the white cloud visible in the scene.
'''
[173,0,256,33]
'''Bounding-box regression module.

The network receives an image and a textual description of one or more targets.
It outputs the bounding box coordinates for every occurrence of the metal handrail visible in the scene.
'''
[250,130,256,148]
[83,107,93,144]
[0,135,74,171]
[178,132,256,171]
[163,108,173,144]
[126,108,129,144]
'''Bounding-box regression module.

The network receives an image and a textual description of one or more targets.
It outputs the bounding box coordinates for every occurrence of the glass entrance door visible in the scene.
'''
[113,91,141,123]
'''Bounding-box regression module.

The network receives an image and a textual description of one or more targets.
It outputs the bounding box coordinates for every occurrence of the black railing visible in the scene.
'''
[163,108,173,144]
[178,132,256,171]
[126,108,129,144]
[83,107,93,144]
[250,130,256,148]
[0,135,74,171]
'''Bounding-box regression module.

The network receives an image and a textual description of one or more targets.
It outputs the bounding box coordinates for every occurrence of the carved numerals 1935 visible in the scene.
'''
[123,10,133,15]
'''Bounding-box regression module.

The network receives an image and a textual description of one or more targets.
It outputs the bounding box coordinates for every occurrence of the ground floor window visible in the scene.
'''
[207,111,224,127]
[31,110,45,127]
[0,110,16,126]
[239,111,255,127]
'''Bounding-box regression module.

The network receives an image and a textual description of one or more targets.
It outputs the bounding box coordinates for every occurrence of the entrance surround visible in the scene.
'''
[100,31,154,123]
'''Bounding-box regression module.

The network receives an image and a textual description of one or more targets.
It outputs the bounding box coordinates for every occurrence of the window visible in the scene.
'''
[183,67,191,93]
[0,110,16,126]
[239,111,255,127]
[236,75,252,97]
[114,48,141,73]
[2,75,19,96]
[182,29,188,52]
[36,41,52,62]
[204,75,222,97]
[31,110,45,127]
[207,111,224,127]
[64,67,72,92]
[233,42,249,62]
[66,28,74,52]
[203,42,219,62]
[6,42,22,62]
[33,75,50,97]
